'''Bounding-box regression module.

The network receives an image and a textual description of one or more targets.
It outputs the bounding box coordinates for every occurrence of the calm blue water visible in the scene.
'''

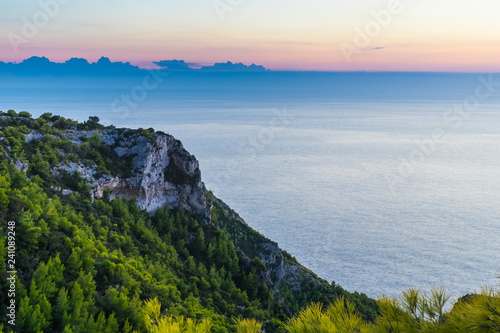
[2,72,499,300]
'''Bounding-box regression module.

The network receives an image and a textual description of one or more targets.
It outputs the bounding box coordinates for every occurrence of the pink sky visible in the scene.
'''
[1,0,500,72]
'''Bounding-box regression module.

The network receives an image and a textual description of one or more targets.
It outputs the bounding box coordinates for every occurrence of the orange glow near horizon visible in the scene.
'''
[2,42,499,73]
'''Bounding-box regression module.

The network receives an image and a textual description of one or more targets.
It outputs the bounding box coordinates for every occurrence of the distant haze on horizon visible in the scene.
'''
[1,0,500,72]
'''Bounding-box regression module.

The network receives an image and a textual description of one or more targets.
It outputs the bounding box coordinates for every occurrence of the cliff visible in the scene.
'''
[97,130,206,218]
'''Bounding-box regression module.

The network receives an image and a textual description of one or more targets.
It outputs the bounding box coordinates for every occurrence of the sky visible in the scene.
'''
[1,0,500,72]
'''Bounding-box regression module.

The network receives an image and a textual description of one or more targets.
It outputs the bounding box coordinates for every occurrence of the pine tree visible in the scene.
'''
[66,248,82,279]
[17,295,50,333]
[236,318,262,333]
[93,312,107,332]
[17,297,33,331]
[193,228,206,254]
[32,255,65,300]
[54,287,71,331]
[105,313,120,333]
[29,279,52,326]
[0,174,10,211]
[69,282,90,331]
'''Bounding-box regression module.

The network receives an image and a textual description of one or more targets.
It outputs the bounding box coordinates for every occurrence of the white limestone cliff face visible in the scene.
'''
[93,130,208,218]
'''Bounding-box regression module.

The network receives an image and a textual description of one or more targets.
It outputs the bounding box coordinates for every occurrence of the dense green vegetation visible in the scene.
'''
[1,110,496,332]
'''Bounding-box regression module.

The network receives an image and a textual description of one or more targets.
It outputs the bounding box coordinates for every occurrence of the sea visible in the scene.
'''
[1,71,499,300]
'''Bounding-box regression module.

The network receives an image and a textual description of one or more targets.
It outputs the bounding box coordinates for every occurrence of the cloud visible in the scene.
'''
[153,59,192,70]
[199,61,268,72]
[186,62,203,69]
[372,44,410,51]
[153,60,268,72]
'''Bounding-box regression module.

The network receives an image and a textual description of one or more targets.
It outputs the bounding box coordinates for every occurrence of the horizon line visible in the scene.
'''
[1,56,499,75]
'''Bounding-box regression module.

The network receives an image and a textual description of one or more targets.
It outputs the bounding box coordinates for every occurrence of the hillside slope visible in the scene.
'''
[0,111,377,332]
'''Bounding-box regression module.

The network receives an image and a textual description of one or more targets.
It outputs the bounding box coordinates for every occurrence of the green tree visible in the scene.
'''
[192,228,206,254]
[17,295,50,333]
[443,288,500,333]
[372,286,450,333]
[0,174,10,212]
[142,298,212,333]
[69,282,91,331]
[285,297,369,333]
[32,255,65,300]
[54,287,72,331]
[236,318,262,333]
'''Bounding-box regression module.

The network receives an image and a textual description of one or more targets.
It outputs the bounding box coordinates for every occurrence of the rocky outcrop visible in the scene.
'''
[14,160,28,173]
[92,130,208,218]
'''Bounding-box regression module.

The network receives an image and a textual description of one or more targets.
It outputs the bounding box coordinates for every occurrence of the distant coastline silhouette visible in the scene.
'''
[0,56,268,76]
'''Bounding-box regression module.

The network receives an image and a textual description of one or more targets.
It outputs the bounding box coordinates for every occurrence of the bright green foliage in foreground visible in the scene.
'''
[372,286,451,332]
[439,289,500,333]
[140,298,262,333]
[234,319,262,333]
[285,297,370,332]
[284,286,500,332]
[142,298,213,333]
